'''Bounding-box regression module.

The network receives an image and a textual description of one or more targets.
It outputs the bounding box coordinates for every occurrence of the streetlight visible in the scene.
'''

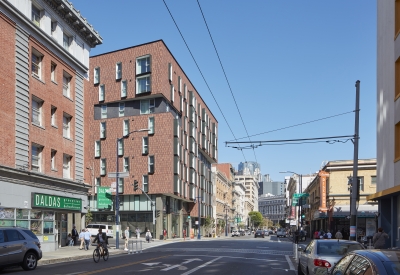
[115,128,149,250]
[224,204,229,236]
[280,171,303,232]
[193,195,203,239]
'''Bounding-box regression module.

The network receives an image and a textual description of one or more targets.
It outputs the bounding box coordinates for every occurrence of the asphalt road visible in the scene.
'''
[3,234,297,275]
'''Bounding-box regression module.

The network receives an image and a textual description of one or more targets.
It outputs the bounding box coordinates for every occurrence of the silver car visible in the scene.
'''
[0,227,42,271]
[298,239,364,275]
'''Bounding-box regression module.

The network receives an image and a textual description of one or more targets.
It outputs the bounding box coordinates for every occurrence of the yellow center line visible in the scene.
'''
[80,255,171,275]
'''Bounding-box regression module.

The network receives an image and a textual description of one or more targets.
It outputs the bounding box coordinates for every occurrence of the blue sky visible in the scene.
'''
[75,0,376,181]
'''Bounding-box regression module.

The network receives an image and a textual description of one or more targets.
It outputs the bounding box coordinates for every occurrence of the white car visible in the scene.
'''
[86,224,114,238]
[231,230,240,237]
[276,229,287,238]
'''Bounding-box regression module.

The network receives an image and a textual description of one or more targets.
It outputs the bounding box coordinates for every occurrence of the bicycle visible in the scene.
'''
[93,242,109,263]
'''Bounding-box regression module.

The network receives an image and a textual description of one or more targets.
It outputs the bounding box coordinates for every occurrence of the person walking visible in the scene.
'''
[294,230,299,244]
[71,225,78,246]
[326,230,332,239]
[145,230,152,243]
[79,229,85,250]
[335,230,343,239]
[163,228,167,240]
[135,228,140,239]
[314,230,319,239]
[373,227,389,249]
[124,226,130,251]
[84,228,91,250]
[183,229,186,241]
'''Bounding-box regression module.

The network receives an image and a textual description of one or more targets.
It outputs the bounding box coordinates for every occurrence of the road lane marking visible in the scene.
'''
[79,255,170,275]
[173,254,281,262]
[285,255,295,270]
[181,256,223,275]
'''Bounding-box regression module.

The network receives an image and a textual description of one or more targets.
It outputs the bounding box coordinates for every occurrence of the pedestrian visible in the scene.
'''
[84,228,91,250]
[124,226,130,251]
[335,230,343,239]
[145,229,152,243]
[163,228,167,240]
[183,229,186,241]
[326,230,332,239]
[373,227,389,249]
[135,227,140,239]
[314,230,319,239]
[294,229,299,244]
[79,229,85,250]
[67,233,74,246]
[71,225,78,246]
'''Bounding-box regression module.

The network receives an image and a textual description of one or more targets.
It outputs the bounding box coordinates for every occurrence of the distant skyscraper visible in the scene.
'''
[258,174,284,196]
[238,161,261,182]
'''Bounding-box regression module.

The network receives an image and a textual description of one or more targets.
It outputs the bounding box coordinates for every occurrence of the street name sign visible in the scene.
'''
[108,172,129,178]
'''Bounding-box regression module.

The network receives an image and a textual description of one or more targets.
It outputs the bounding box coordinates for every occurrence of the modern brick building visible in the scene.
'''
[87,40,218,239]
[0,0,101,251]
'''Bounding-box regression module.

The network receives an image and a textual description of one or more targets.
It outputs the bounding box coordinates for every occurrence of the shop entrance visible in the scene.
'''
[55,213,68,247]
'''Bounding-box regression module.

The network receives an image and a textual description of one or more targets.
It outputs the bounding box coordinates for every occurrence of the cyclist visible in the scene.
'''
[93,228,108,255]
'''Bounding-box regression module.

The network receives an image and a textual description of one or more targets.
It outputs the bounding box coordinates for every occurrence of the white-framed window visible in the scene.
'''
[121,80,127,97]
[178,76,182,93]
[95,177,101,187]
[119,102,125,117]
[148,155,154,174]
[123,157,129,172]
[63,113,71,139]
[99,84,105,101]
[100,158,106,175]
[358,176,364,192]
[116,62,122,79]
[148,117,154,134]
[31,143,43,172]
[118,139,124,156]
[31,5,41,27]
[51,105,57,126]
[51,21,57,37]
[142,175,149,193]
[142,137,148,155]
[168,63,173,81]
[63,72,71,98]
[371,176,376,185]
[63,154,72,179]
[31,97,43,126]
[63,33,71,51]
[100,121,106,138]
[136,75,151,94]
[101,105,107,119]
[51,62,56,82]
[123,120,129,136]
[95,140,101,157]
[136,55,151,74]
[118,178,124,193]
[51,149,57,170]
[94,67,100,85]
[170,84,174,102]
[31,50,42,78]
[140,99,155,114]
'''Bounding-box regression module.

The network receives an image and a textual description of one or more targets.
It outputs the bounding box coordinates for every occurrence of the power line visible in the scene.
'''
[196,0,258,164]
[228,110,355,142]
[162,0,247,162]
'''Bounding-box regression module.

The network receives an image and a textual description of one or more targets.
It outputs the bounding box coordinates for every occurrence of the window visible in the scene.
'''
[142,137,148,154]
[31,97,43,126]
[98,84,105,101]
[51,149,57,170]
[31,50,42,78]
[136,55,151,94]
[100,159,107,176]
[31,5,41,26]
[136,75,151,94]
[123,120,129,136]
[119,102,125,117]
[51,63,56,82]
[116,62,122,80]
[140,99,155,114]
[136,55,151,74]
[63,73,71,98]
[95,140,101,157]
[121,80,127,97]
[168,63,173,81]
[63,154,71,179]
[178,76,182,93]
[170,84,174,102]
[123,157,129,172]
[94,67,100,85]
[148,117,154,134]
[371,176,376,185]
[63,113,71,139]
[51,106,57,126]
[100,122,106,138]
[118,178,124,193]
[101,105,107,119]
[95,177,101,186]
[51,21,57,37]
[118,139,124,156]
[63,33,71,51]
[358,176,364,192]
[31,144,43,172]
[143,175,148,193]
[148,155,154,174]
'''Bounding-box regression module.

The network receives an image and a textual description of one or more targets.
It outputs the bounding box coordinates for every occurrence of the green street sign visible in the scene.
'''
[293,193,309,198]
[32,193,82,211]
[97,187,112,210]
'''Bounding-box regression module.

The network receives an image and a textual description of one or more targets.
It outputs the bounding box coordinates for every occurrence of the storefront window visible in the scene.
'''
[44,222,54,234]
[30,220,42,235]
[0,208,15,219]
[16,209,29,219]
[30,210,42,219]
[43,211,54,220]
[16,220,29,228]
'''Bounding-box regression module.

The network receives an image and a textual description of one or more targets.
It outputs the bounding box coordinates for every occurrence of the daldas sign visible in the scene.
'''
[32,193,82,211]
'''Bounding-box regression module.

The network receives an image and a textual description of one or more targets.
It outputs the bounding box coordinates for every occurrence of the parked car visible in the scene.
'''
[0,227,42,271]
[277,229,287,237]
[86,224,114,238]
[254,230,265,238]
[231,230,240,237]
[239,230,246,236]
[268,230,274,235]
[264,230,270,236]
[317,249,400,275]
[298,239,364,275]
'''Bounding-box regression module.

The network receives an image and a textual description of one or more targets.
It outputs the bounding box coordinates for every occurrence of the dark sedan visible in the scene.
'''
[316,249,400,275]
[254,230,265,238]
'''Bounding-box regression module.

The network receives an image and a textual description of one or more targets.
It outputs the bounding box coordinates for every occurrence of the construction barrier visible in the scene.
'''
[128,240,143,254]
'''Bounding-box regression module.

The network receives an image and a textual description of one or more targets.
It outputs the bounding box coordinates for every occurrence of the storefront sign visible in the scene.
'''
[32,193,82,211]
[97,187,112,210]
[318,171,329,212]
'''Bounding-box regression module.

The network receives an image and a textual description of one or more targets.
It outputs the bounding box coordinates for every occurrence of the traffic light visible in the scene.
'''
[156,210,160,217]
[301,214,305,219]
[134,180,138,191]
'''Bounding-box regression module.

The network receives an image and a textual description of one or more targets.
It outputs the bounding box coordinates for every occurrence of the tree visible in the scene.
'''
[217,219,225,235]
[204,216,215,237]
[85,209,93,226]
[248,211,263,228]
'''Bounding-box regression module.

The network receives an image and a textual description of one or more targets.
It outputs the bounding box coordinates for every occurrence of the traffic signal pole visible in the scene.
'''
[134,181,156,234]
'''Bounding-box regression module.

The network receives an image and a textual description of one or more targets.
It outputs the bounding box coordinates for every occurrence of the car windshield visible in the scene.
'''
[317,242,363,256]
[256,230,262,233]
[383,262,400,275]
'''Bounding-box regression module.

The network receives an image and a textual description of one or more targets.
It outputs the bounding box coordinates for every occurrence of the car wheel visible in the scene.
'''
[22,251,38,271]
[298,262,304,275]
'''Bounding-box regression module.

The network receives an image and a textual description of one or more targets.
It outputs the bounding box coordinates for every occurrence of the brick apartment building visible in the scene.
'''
[87,40,218,239]
[0,0,101,251]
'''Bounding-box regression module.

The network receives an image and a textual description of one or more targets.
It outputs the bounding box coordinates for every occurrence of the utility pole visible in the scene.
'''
[350,80,360,241]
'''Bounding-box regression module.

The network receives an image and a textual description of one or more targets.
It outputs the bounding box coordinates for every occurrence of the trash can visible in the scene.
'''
[160,234,164,240]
